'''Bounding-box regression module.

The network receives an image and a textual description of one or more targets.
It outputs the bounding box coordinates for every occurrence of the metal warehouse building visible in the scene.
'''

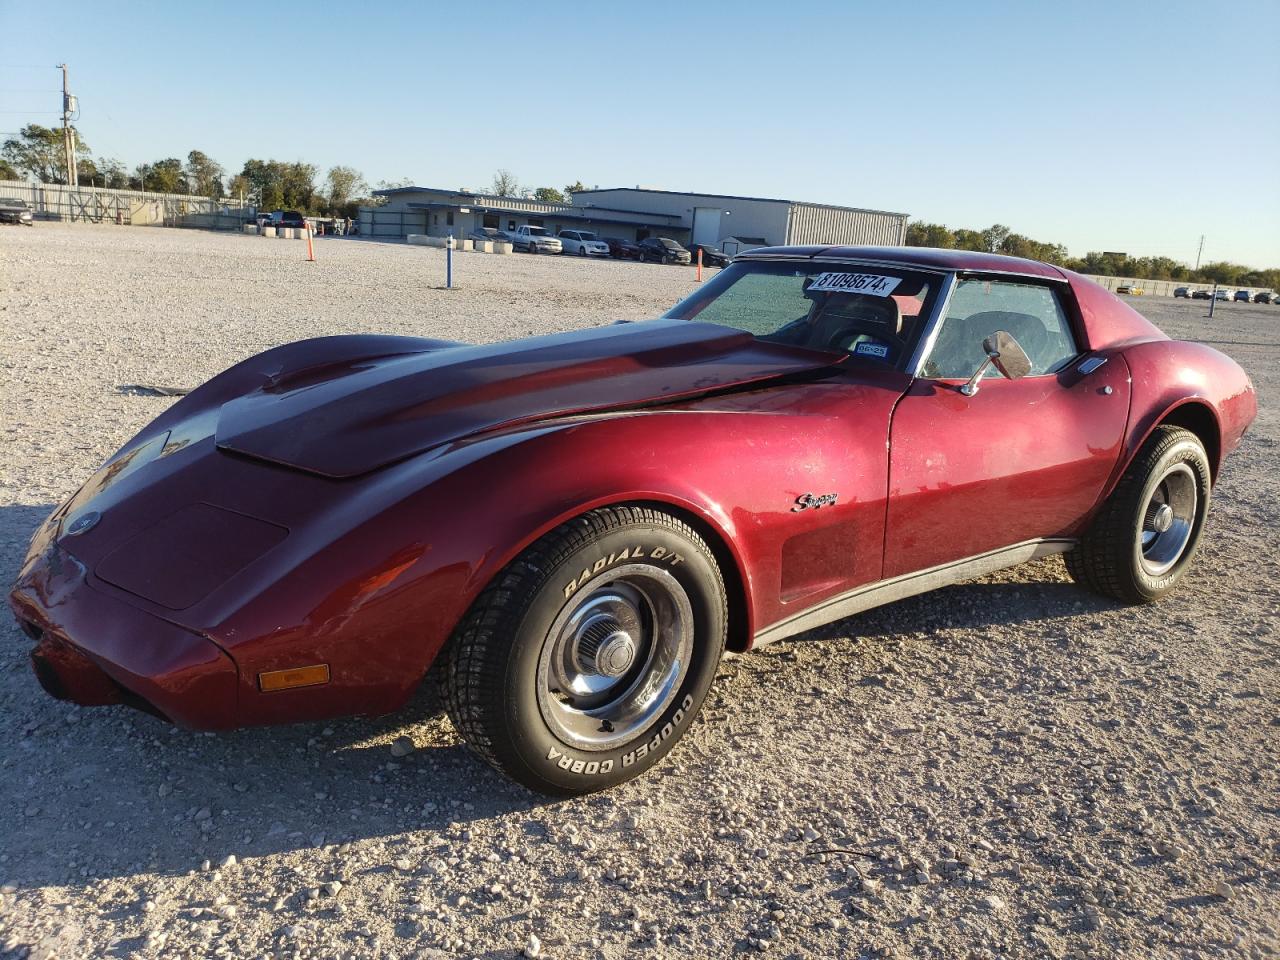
[361,185,907,251]
[572,187,909,251]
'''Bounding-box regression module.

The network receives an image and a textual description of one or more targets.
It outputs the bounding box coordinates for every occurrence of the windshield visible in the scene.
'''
[660,238,681,249]
[664,260,939,365]
[525,226,548,236]
[0,198,27,208]
[578,231,597,240]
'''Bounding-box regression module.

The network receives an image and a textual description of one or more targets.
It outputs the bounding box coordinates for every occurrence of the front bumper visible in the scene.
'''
[10,539,240,729]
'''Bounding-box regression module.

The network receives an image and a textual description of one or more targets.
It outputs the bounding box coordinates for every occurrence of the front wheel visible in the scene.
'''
[1065,425,1211,603]
[440,506,727,795]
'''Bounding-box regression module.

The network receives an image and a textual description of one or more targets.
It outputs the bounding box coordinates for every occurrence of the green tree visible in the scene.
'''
[185,150,225,198]
[952,228,985,252]
[490,169,519,196]
[281,161,318,211]
[0,157,17,180]
[980,224,1011,253]
[563,180,587,198]
[1,124,90,184]
[905,222,955,248]
[533,186,566,202]
[97,158,129,189]
[325,165,367,213]
[143,158,187,193]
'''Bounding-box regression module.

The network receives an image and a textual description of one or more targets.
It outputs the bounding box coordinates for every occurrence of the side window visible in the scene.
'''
[923,279,1078,378]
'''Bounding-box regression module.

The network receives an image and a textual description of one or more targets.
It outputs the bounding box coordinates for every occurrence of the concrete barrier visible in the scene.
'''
[473,240,493,253]
[261,226,276,238]
[243,224,258,234]
[493,242,514,255]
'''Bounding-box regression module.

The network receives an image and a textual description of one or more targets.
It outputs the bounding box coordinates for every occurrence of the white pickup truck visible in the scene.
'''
[557,229,611,257]
[512,225,562,254]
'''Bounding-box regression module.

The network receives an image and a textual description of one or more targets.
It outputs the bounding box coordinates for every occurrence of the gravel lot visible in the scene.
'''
[1,224,1276,960]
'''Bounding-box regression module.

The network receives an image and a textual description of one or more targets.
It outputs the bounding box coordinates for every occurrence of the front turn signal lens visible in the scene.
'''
[258,664,330,692]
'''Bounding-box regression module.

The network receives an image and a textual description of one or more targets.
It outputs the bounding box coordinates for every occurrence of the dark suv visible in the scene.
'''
[266,210,307,230]
[638,237,692,265]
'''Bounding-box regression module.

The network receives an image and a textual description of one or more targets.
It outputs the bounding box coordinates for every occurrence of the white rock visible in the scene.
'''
[390,736,416,758]
[524,932,542,957]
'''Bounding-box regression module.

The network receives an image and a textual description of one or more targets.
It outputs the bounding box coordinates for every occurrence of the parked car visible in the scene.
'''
[1190,289,1211,300]
[557,229,611,257]
[638,237,692,264]
[11,245,1257,796]
[1212,290,1231,302]
[1173,287,1191,298]
[264,211,306,231]
[1233,290,1251,302]
[1253,291,1274,304]
[1116,284,1144,295]
[468,227,516,246]
[689,243,731,268]
[0,197,34,225]
[603,237,641,260]
[512,225,562,254]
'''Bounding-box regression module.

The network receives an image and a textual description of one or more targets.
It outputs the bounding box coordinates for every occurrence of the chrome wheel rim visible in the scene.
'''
[537,563,693,752]
[1139,462,1198,576]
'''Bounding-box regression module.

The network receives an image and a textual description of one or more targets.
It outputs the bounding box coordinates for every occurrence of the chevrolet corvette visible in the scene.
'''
[10,246,1257,795]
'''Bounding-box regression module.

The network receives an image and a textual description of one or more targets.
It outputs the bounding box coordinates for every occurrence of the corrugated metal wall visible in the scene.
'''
[785,203,908,246]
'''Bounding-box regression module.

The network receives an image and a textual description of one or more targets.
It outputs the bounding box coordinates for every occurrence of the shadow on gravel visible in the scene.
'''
[0,504,555,890]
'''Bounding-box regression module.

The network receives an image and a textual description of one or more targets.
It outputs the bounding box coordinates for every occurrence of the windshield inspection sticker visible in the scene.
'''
[808,272,901,296]
[854,340,890,359]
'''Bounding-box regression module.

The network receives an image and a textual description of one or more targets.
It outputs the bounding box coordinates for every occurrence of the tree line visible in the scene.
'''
[3,128,1273,282]
[906,221,1278,290]
[0,125,376,217]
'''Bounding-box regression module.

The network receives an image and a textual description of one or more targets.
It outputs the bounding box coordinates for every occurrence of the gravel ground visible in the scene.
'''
[1,224,1276,960]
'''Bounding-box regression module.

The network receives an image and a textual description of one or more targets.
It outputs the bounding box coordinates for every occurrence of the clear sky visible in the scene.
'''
[2,0,1277,267]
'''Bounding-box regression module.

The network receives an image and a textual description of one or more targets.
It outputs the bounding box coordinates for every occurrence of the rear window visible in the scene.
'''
[665,260,938,365]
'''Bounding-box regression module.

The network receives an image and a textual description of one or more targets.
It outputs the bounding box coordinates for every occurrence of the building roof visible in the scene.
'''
[572,186,909,219]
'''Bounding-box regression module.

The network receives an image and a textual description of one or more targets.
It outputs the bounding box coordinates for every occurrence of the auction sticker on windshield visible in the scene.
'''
[808,272,901,296]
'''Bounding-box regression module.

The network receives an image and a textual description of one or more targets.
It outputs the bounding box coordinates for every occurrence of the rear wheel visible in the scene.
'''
[1065,426,1211,603]
[440,506,726,795]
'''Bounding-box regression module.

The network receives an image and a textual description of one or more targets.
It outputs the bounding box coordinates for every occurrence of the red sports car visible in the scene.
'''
[10,246,1257,796]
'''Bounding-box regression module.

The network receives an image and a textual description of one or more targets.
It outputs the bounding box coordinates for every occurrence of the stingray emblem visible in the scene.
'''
[65,511,101,536]
[792,493,838,512]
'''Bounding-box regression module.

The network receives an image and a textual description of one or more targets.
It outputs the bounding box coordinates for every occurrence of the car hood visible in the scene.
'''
[215,320,839,478]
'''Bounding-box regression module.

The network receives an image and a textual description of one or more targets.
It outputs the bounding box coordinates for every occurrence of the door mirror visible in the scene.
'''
[983,330,1032,381]
[960,330,1032,396]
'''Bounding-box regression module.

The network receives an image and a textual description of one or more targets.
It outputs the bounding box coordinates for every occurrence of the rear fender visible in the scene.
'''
[1102,339,1256,499]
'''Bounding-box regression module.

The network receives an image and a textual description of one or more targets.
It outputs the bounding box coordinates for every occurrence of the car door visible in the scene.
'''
[883,275,1131,579]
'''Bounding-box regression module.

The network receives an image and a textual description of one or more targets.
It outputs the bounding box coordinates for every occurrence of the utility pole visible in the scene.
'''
[1195,235,1204,272]
[58,63,78,187]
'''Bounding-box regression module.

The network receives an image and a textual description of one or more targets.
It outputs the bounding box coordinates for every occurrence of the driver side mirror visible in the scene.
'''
[959,330,1032,396]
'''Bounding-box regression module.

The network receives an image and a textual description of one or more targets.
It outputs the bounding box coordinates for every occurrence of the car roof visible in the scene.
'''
[738,244,1067,279]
